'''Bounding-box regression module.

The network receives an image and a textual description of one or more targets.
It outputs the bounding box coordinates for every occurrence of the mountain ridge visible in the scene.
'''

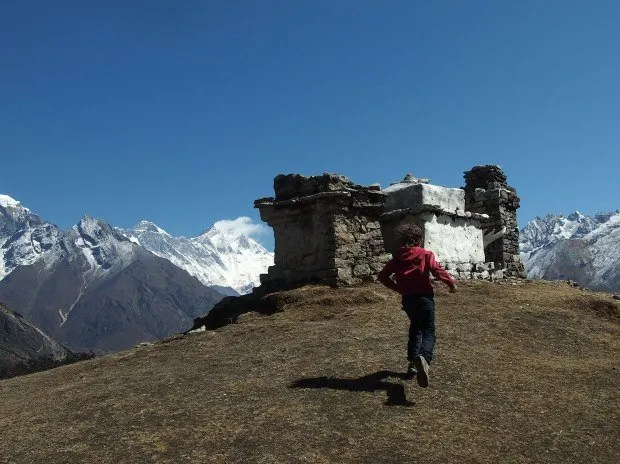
[1,194,274,295]
[117,219,273,295]
[0,209,224,352]
[520,210,620,291]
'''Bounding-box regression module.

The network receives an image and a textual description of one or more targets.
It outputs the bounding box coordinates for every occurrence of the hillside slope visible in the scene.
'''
[0,303,71,378]
[0,281,618,463]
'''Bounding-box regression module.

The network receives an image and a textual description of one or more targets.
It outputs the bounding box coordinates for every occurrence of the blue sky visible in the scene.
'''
[2,1,619,248]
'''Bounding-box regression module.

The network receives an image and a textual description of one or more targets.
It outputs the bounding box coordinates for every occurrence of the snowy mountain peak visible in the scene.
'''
[519,212,601,253]
[0,194,37,228]
[1,195,57,280]
[118,218,274,294]
[520,211,620,291]
[0,194,27,211]
[75,215,127,244]
[566,211,584,221]
[134,220,170,235]
[59,216,137,274]
[202,223,231,241]
[2,195,272,295]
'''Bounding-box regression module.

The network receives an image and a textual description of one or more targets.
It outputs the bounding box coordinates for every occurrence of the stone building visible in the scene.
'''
[254,166,525,290]
[254,174,391,289]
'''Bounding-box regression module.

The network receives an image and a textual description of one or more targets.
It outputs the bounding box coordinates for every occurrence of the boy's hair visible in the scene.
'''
[396,223,423,246]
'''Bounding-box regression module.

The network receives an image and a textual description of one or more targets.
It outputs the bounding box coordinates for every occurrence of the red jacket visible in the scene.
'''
[378,246,456,296]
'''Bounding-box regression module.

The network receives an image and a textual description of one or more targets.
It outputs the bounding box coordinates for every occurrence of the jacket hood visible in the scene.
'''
[393,246,426,264]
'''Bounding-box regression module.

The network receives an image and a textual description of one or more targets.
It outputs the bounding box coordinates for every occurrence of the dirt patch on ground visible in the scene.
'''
[1,280,618,463]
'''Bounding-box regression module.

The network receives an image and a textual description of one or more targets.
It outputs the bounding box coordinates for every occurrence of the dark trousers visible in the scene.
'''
[402,294,436,363]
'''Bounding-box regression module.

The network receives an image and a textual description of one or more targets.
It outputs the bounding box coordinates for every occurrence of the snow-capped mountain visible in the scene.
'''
[520,211,620,291]
[1,195,273,296]
[118,220,274,295]
[0,195,62,279]
[0,213,224,352]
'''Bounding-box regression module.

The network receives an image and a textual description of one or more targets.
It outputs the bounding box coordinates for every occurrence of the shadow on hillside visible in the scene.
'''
[289,370,415,407]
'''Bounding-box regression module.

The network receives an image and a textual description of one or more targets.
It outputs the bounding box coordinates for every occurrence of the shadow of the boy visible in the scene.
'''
[289,370,415,407]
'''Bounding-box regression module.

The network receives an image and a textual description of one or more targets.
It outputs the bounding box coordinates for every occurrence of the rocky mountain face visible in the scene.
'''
[0,302,72,378]
[0,207,224,353]
[520,211,620,291]
[0,195,62,280]
[118,220,274,295]
[0,194,277,352]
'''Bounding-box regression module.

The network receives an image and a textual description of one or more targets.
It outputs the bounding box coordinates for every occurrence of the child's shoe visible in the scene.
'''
[413,355,429,388]
[407,361,417,378]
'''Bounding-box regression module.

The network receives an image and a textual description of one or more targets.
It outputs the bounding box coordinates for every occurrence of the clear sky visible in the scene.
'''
[2,1,619,249]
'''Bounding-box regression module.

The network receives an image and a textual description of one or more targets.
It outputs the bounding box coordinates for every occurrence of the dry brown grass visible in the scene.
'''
[1,280,619,463]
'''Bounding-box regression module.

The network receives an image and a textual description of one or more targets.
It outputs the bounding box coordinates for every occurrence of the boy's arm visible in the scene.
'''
[377,259,399,293]
[427,252,458,292]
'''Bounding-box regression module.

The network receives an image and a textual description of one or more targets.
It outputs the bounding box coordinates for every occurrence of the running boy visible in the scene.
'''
[377,224,457,388]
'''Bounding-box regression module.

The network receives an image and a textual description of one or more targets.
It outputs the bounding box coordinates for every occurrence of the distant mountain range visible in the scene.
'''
[0,194,273,352]
[0,211,224,352]
[520,211,620,292]
[118,220,273,295]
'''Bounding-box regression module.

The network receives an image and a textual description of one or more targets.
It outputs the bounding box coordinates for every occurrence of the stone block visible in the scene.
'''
[337,267,353,281]
[475,270,490,280]
[456,263,473,272]
[383,182,465,214]
[352,263,371,277]
[492,269,505,279]
[369,261,386,273]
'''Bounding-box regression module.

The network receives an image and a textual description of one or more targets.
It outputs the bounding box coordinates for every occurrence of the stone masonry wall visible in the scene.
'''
[333,214,390,285]
[464,165,526,278]
[379,209,501,280]
[255,174,390,290]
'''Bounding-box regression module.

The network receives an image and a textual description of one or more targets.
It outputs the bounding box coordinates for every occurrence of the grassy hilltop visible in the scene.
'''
[1,280,618,463]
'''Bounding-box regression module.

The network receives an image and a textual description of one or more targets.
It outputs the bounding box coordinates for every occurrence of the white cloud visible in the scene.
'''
[211,216,269,239]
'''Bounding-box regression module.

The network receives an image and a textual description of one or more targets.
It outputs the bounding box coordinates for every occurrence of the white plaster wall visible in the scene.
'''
[421,212,485,264]
[383,183,465,214]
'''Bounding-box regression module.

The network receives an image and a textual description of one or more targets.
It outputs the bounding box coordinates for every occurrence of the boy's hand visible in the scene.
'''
[449,284,457,293]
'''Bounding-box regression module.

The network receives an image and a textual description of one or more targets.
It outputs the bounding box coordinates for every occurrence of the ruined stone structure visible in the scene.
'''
[463,165,526,278]
[254,174,391,289]
[255,166,525,290]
